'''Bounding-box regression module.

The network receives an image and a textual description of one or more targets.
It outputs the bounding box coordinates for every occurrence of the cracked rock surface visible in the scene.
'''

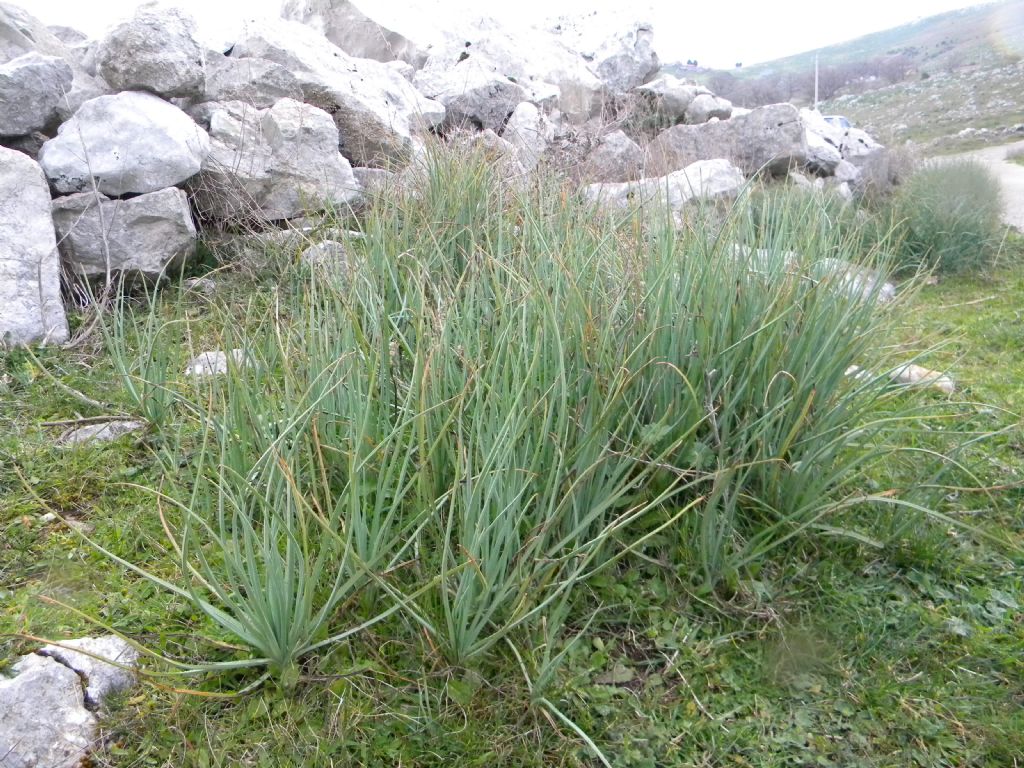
[0,636,137,768]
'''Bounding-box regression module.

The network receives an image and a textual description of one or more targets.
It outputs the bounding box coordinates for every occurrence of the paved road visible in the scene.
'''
[947,140,1024,230]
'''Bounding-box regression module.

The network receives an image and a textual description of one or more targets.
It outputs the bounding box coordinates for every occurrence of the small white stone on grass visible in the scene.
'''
[184,349,251,378]
[892,363,956,395]
[184,276,217,295]
[61,420,146,445]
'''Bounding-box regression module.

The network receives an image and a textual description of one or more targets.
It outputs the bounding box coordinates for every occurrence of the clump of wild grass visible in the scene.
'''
[93,141,960,710]
[889,158,1005,274]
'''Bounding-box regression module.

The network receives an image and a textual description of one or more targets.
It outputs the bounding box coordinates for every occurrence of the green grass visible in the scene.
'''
[886,159,1005,274]
[2,150,1022,767]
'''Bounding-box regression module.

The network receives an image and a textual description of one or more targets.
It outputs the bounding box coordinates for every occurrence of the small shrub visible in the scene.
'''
[889,159,1004,274]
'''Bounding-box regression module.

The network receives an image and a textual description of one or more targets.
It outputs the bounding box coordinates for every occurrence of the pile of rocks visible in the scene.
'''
[0,0,888,347]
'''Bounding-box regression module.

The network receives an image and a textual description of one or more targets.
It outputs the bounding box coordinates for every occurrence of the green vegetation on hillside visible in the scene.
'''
[694,0,1024,143]
[743,1,1023,80]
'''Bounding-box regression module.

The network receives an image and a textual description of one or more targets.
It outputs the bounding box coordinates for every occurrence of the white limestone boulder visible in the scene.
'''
[0,3,109,121]
[834,159,860,184]
[0,53,74,136]
[191,98,362,222]
[39,91,210,196]
[0,147,67,346]
[415,18,604,123]
[47,25,88,46]
[469,129,528,182]
[51,187,197,279]
[386,59,415,82]
[96,5,206,99]
[280,0,427,68]
[0,2,67,63]
[202,55,303,108]
[840,127,885,166]
[647,103,807,177]
[799,109,844,175]
[587,23,659,92]
[551,16,658,93]
[500,102,554,171]
[584,158,745,211]
[0,654,95,768]
[229,18,444,167]
[635,74,703,123]
[685,93,733,124]
[0,636,139,768]
[581,129,645,183]
[39,636,138,711]
[414,58,526,132]
[816,257,897,304]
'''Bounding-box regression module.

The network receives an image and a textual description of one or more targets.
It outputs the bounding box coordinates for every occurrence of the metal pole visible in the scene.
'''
[814,54,819,111]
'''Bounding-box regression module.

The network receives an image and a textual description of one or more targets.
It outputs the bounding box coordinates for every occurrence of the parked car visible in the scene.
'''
[823,115,851,130]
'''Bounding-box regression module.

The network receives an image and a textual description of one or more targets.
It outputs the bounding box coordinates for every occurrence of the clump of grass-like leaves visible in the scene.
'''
[93,142,950,699]
[889,158,1005,274]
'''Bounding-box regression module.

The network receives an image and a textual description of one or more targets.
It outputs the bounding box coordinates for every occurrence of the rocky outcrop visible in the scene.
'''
[0,654,95,768]
[0,147,67,346]
[800,108,886,181]
[0,636,136,768]
[414,60,526,132]
[229,18,444,167]
[583,158,745,211]
[636,74,701,124]
[500,102,554,172]
[38,636,139,710]
[39,91,210,196]
[281,0,427,69]
[1,2,68,62]
[647,103,807,177]
[800,108,844,175]
[191,98,361,222]
[96,6,206,99]
[685,93,733,125]
[581,129,645,183]
[0,3,108,122]
[47,25,87,46]
[0,53,74,136]
[51,187,197,279]
[585,23,659,92]
[839,126,885,166]
[202,56,303,108]
[415,18,604,123]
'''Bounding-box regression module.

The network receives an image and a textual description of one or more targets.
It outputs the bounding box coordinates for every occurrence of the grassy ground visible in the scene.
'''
[2,197,1022,767]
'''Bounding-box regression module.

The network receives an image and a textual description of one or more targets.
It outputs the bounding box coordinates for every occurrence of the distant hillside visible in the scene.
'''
[675,1,1024,110]
[739,1,1024,80]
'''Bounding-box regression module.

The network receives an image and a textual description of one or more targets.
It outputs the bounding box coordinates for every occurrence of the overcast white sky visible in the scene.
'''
[24,0,1001,68]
